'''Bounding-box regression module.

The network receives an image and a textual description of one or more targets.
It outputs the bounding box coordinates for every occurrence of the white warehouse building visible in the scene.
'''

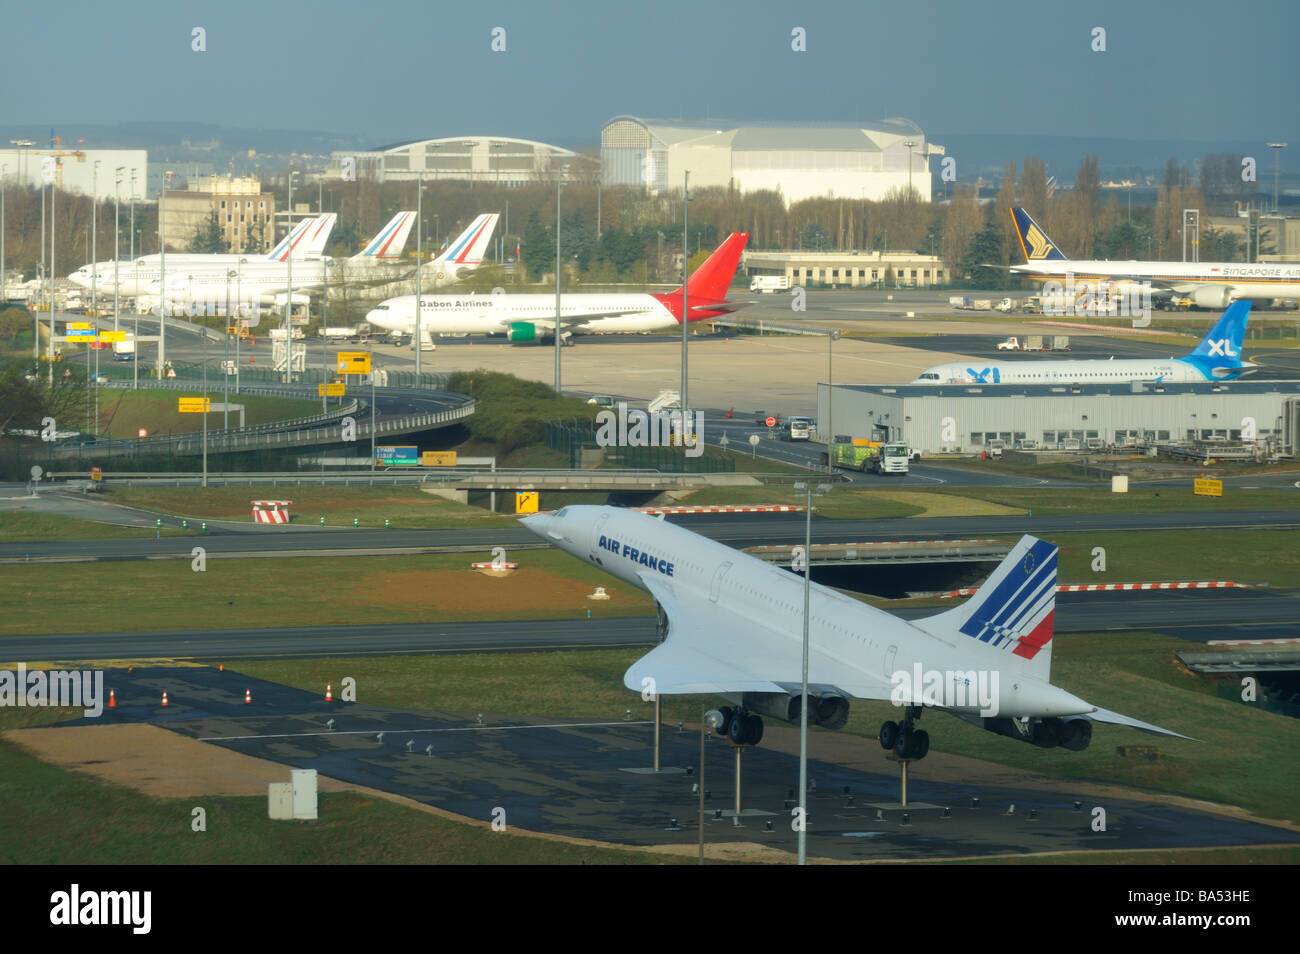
[817,381,1300,457]
[600,116,943,205]
[326,136,579,186]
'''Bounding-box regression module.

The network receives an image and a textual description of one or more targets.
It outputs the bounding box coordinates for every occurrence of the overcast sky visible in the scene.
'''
[6,0,1296,147]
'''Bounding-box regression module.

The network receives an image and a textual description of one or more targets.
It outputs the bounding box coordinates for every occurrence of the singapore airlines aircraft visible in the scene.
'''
[1010,207,1300,308]
[365,231,749,346]
[912,301,1254,384]
[522,505,1187,757]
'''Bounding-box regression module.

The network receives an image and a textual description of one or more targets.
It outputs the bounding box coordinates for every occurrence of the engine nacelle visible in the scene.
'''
[981,716,1091,750]
[741,692,850,730]
[1192,286,1233,310]
[507,322,536,342]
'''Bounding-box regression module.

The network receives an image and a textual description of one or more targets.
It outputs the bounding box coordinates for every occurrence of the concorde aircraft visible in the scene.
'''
[521,505,1189,757]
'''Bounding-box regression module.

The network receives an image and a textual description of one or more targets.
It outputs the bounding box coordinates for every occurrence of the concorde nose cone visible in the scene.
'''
[518,513,552,538]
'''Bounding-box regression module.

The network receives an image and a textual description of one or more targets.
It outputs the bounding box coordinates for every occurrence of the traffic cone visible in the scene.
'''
[108,689,116,709]
[325,682,333,702]
[161,691,169,707]
[218,663,224,671]
[244,688,252,704]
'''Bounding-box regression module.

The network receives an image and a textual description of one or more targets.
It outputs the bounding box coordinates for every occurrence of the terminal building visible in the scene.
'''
[816,381,1300,457]
[745,250,949,288]
[600,117,943,205]
[326,136,580,186]
[0,145,147,200]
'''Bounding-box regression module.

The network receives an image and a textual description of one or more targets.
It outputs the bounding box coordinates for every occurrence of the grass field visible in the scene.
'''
[927,485,1300,516]
[0,549,653,637]
[0,512,193,542]
[92,389,320,440]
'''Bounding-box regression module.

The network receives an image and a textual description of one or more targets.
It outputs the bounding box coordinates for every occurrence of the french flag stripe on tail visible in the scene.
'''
[958,539,1057,658]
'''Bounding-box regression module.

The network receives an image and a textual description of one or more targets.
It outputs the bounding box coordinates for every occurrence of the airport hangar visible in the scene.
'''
[326,136,579,186]
[816,381,1300,455]
[600,116,944,205]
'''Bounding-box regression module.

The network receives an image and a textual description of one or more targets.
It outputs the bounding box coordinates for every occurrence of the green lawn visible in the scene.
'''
[0,512,193,542]
[92,388,321,441]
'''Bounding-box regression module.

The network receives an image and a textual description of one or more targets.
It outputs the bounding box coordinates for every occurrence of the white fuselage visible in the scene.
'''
[912,357,1223,385]
[365,293,678,337]
[522,506,1091,718]
[1011,259,1300,301]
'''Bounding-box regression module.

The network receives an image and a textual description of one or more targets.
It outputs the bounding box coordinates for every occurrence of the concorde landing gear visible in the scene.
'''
[879,705,930,761]
[714,706,764,747]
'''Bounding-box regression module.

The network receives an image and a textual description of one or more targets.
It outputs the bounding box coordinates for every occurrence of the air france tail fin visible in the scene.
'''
[300,212,337,256]
[1010,207,1068,263]
[915,535,1058,680]
[435,213,500,272]
[352,212,416,261]
[266,217,318,262]
[676,232,750,301]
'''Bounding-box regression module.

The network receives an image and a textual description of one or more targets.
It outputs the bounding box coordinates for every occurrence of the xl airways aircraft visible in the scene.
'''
[521,505,1187,758]
[365,231,749,345]
[912,301,1253,384]
[1010,207,1300,308]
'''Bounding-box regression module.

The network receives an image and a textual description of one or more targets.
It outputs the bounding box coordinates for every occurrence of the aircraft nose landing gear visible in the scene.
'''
[879,705,929,761]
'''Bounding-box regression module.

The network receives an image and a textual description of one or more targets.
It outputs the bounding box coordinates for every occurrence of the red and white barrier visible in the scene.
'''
[252,500,292,524]
[470,561,519,569]
[912,580,1252,599]
[637,505,806,515]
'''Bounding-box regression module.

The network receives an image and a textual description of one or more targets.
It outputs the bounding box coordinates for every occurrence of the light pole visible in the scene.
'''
[321,259,330,412]
[113,168,123,331]
[826,329,840,470]
[1,163,6,316]
[415,173,423,378]
[91,160,99,321]
[129,171,136,262]
[49,159,58,388]
[283,168,296,383]
[681,171,690,422]
[159,170,173,379]
[792,480,832,866]
[903,140,916,201]
[1268,143,1287,213]
[554,170,564,394]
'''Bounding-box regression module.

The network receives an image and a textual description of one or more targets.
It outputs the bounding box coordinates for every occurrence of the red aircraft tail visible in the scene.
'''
[674,232,749,301]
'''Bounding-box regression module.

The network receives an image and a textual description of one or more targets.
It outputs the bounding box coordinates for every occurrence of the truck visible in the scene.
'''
[750,275,790,294]
[996,335,1045,351]
[949,296,972,309]
[874,441,911,474]
[995,297,1017,312]
[829,428,906,473]
[318,325,365,342]
[971,299,995,311]
[1049,335,1070,351]
[112,339,136,361]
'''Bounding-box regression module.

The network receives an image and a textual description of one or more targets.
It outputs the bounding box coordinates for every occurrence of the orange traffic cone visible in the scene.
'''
[218,663,224,671]
[161,691,169,707]
[244,688,252,704]
[108,689,116,709]
[325,682,333,702]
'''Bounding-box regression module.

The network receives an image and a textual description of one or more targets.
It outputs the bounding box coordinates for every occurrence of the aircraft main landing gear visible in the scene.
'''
[879,705,929,761]
[715,706,764,746]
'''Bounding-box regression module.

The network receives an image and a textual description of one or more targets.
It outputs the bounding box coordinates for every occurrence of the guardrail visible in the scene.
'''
[41,388,475,459]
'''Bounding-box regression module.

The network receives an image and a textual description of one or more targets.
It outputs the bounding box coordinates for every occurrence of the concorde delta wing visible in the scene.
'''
[624,571,895,700]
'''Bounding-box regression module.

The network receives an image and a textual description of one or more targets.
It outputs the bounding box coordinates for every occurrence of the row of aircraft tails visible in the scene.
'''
[522,506,1190,759]
[67,212,502,313]
[365,231,751,345]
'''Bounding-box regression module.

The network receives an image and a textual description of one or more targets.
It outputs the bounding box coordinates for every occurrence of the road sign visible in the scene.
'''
[317,382,345,397]
[90,466,102,482]
[421,451,458,466]
[375,445,419,466]
[338,351,371,374]
[765,416,776,427]
[515,491,539,514]
[1194,477,1223,498]
[178,397,211,413]
[748,434,761,446]
[99,330,126,342]
[66,322,95,330]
